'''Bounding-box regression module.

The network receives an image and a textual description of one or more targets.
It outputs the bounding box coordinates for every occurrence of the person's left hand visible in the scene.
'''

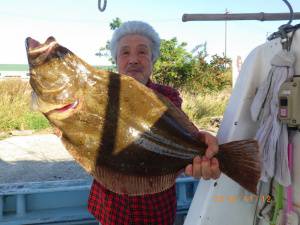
[184,131,221,180]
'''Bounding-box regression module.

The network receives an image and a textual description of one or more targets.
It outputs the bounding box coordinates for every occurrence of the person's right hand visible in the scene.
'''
[184,131,220,180]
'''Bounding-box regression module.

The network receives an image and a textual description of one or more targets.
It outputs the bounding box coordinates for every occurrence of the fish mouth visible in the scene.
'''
[54,99,79,113]
[46,99,80,116]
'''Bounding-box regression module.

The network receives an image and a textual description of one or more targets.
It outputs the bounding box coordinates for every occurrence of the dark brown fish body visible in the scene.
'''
[26,37,261,195]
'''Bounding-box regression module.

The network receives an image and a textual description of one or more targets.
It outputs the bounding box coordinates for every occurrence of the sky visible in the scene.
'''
[0,0,300,66]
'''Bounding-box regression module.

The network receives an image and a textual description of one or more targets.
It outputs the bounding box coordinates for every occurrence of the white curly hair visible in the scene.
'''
[110,21,161,63]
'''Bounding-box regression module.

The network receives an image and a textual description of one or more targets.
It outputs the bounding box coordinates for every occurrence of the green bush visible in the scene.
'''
[24,112,49,130]
[152,38,232,93]
[0,79,49,132]
[152,38,194,88]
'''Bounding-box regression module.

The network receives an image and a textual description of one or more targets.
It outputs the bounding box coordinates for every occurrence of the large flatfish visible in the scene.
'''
[26,37,260,195]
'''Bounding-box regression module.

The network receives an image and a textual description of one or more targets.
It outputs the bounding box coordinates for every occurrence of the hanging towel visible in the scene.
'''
[250,50,295,186]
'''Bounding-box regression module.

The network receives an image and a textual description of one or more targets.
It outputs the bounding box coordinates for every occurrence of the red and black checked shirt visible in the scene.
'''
[88,80,183,225]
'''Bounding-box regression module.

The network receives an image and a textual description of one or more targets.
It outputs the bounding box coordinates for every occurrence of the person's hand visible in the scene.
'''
[184,131,221,180]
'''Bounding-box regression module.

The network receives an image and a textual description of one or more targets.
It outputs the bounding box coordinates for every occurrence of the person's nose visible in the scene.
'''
[128,53,139,64]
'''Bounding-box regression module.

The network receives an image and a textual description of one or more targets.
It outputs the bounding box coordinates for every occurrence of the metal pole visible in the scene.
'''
[16,194,26,217]
[224,9,229,58]
[0,196,3,219]
[182,12,300,22]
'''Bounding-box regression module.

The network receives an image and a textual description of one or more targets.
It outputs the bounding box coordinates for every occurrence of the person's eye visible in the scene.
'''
[122,51,129,55]
[139,50,147,55]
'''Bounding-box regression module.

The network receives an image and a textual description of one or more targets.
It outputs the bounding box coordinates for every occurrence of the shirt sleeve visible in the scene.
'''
[167,88,182,108]
[147,82,183,109]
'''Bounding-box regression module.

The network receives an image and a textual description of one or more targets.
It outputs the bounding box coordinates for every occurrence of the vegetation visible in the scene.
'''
[0,18,232,134]
[152,38,232,131]
[152,38,194,88]
[181,88,231,133]
[0,79,49,132]
[153,38,232,94]
[0,78,230,134]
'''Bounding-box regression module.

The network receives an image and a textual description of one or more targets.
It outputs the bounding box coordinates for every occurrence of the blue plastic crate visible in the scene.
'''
[0,177,199,225]
[176,177,199,214]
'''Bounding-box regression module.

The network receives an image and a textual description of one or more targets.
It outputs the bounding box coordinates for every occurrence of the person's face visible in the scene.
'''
[116,34,153,84]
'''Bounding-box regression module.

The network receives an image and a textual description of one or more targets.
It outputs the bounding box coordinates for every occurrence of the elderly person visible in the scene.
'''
[88,21,220,225]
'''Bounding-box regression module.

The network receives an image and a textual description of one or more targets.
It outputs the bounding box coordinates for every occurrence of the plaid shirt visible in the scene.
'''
[88,80,183,225]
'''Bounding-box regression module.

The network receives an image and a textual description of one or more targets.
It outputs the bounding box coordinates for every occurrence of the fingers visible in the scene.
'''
[205,146,218,159]
[184,130,221,180]
[201,156,211,180]
[184,164,193,177]
[184,156,201,178]
[211,157,221,179]
[184,156,221,180]
[198,131,219,159]
[192,156,202,178]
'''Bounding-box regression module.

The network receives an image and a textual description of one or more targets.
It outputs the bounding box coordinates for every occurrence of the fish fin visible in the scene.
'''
[218,139,261,194]
[154,91,200,135]
[60,136,94,173]
[94,165,178,195]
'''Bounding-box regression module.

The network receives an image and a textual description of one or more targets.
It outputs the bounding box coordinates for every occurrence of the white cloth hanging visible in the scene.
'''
[250,50,295,186]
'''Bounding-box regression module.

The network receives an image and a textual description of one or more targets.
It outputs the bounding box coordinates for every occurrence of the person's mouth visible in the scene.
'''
[126,66,143,73]
[127,69,142,73]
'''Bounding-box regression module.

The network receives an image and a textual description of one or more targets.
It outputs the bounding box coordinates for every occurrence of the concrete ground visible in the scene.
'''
[0,134,90,184]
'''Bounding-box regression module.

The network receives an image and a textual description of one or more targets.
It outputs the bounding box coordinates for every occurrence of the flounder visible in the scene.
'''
[26,37,261,195]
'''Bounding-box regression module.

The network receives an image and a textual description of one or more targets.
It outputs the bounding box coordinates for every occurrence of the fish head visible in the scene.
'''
[26,36,89,120]
[26,37,110,173]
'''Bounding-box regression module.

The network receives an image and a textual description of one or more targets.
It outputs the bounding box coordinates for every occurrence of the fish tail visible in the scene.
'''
[217,139,260,194]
